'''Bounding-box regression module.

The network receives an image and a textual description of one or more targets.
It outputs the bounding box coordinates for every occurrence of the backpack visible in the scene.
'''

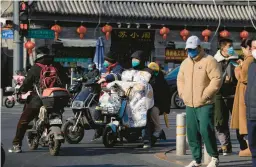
[36,63,61,90]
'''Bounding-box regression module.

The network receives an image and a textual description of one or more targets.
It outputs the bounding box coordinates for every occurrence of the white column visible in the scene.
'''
[176,113,186,155]
[0,88,3,106]
[31,38,36,65]
[70,68,75,85]
[23,37,27,69]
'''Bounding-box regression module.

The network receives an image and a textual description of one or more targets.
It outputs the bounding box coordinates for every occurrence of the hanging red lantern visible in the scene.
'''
[202,29,212,42]
[102,25,113,40]
[51,24,62,40]
[25,40,35,55]
[219,30,230,38]
[180,28,190,41]
[159,27,170,40]
[76,25,87,39]
[240,30,249,40]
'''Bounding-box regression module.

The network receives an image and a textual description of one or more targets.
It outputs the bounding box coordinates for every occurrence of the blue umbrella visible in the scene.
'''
[93,37,105,73]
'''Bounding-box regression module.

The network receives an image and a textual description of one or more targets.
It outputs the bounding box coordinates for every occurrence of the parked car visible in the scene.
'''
[165,66,185,109]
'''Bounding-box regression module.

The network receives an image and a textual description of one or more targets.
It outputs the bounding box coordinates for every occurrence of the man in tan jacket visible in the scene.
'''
[177,36,222,167]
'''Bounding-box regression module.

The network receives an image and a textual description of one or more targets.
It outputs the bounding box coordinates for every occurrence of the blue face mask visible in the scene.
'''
[228,47,235,56]
[103,61,109,68]
[188,49,199,58]
[132,61,140,68]
[88,67,93,71]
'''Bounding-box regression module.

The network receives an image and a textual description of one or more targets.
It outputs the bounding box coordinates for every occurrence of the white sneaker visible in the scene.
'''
[185,160,202,167]
[206,157,219,167]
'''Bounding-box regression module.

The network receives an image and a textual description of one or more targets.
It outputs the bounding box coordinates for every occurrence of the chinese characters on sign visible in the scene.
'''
[113,30,154,42]
[165,49,187,61]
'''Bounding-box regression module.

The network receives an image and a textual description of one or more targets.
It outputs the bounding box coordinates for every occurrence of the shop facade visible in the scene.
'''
[2,0,256,81]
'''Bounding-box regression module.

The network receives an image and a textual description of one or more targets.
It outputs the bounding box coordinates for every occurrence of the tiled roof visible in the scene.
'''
[34,1,256,21]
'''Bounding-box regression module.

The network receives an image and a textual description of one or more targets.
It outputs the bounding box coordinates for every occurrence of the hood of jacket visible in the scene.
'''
[214,50,238,62]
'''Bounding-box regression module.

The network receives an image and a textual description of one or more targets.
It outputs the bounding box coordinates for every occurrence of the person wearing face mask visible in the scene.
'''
[129,51,167,148]
[92,51,123,141]
[97,51,123,84]
[177,36,222,167]
[84,63,99,81]
[213,39,240,156]
[147,62,171,140]
[245,38,256,167]
[230,39,255,157]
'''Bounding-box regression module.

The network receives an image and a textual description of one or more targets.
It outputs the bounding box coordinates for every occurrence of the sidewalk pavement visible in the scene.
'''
[155,144,252,167]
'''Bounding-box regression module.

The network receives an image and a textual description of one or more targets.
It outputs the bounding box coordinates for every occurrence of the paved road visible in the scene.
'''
[1,105,183,167]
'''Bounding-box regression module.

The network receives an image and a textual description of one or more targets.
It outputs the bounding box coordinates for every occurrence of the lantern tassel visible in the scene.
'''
[55,32,59,40]
[79,34,84,39]
[106,32,110,40]
[204,36,209,42]
[163,34,167,40]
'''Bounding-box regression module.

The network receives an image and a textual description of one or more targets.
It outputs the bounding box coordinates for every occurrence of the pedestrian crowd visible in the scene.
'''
[6,35,256,167]
[178,35,256,167]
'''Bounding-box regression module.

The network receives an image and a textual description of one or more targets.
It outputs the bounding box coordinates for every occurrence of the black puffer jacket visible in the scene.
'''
[145,68,171,115]
[20,57,69,109]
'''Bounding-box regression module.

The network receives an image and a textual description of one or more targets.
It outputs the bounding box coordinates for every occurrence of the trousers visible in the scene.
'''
[143,106,161,142]
[13,104,40,146]
[186,104,218,164]
[248,120,256,167]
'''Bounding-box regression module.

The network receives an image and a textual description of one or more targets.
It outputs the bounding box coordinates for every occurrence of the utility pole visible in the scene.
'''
[13,1,22,79]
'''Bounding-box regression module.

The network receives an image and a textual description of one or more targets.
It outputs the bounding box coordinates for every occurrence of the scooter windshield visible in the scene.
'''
[73,87,93,102]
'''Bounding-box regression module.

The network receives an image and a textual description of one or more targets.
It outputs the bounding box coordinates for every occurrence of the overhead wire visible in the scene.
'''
[247,0,256,30]
[210,0,221,43]
[94,0,102,38]
[0,1,13,17]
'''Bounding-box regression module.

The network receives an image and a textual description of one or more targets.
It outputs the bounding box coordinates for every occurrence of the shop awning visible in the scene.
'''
[58,39,97,47]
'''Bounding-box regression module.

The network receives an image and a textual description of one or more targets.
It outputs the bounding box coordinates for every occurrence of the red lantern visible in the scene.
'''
[51,24,62,40]
[102,25,113,40]
[180,29,190,41]
[25,40,35,55]
[202,29,212,42]
[76,25,87,39]
[219,30,230,38]
[159,27,170,40]
[240,30,249,40]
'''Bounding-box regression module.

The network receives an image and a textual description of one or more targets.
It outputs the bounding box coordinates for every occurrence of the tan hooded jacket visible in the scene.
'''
[177,50,222,108]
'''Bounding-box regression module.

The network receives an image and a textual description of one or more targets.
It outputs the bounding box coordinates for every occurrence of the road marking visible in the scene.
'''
[1,112,21,115]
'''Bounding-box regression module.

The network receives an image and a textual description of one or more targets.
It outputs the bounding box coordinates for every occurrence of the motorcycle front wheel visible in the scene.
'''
[4,98,15,108]
[49,139,61,156]
[62,121,84,144]
[27,136,39,150]
[102,127,116,148]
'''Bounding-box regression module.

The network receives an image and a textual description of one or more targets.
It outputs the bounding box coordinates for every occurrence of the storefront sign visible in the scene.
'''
[54,58,88,62]
[28,29,55,39]
[112,30,154,42]
[1,30,13,39]
[165,49,187,61]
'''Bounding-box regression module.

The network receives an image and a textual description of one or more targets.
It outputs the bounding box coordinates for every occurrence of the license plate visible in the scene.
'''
[49,118,62,125]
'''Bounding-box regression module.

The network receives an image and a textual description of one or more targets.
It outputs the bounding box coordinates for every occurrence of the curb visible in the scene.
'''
[154,152,185,166]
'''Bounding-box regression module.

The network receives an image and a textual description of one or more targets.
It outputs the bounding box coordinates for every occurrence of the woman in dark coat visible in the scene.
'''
[130,51,169,148]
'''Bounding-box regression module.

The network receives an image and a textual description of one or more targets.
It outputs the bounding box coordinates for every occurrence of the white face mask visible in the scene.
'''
[252,50,256,59]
